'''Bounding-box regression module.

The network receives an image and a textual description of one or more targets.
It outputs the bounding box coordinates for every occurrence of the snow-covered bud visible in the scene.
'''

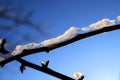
[116,15,120,21]
[41,60,49,68]
[73,72,84,80]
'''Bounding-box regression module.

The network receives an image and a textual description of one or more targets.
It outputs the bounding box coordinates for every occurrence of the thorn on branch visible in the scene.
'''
[41,60,49,68]
[20,64,26,73]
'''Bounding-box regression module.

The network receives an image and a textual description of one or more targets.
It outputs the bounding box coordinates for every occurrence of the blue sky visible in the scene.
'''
[0,0,120,80]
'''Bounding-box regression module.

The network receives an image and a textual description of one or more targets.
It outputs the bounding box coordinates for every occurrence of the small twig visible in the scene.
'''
[0,39,9,54]
[0,39,74,80]
[17,58,74,80]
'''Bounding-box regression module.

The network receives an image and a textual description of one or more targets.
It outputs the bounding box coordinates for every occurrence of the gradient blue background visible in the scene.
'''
[0,0,120,80]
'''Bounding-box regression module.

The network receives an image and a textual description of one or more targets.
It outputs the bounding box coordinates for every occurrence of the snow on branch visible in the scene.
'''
[81,18,115,32]
[73,72,84,80]
[1,16,120,59]
[81,16,120,32]
[11,43,42,56]
[0,26,79,63]
[0,22,120,66]
[41,26,79,47]
[11,26,79,56]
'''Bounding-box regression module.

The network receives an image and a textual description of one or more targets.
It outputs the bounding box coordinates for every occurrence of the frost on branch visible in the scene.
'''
[81,18,116,32]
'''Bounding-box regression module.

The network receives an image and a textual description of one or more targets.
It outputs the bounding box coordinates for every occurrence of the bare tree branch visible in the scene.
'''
[0,24,120,66]
[0,39,75,80]
[17,58,74,80]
